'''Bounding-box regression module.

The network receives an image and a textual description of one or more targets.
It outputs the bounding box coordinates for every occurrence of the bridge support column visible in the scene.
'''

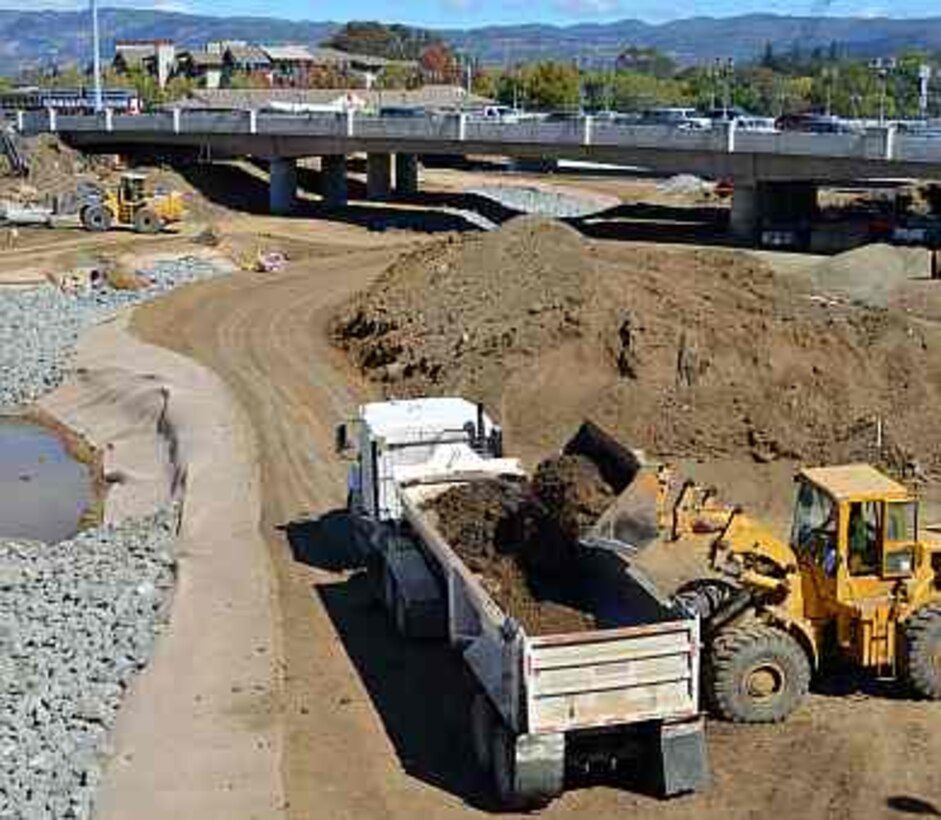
[269,157,297,216]
[321,154,348,207]
[730,181,818,248]
[366,152,392,200]
[394,153,419,198]
[729,183,760,243]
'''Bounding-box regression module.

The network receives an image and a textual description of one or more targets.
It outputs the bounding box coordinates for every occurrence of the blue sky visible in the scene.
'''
[2,0,939,26]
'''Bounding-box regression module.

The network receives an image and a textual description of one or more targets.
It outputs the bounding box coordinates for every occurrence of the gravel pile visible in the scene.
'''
[468,185,615,218]
[0,256,227,410]
[0,508,178,819]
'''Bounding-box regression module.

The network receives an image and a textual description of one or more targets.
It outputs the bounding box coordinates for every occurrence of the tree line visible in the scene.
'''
[473,45,941,118]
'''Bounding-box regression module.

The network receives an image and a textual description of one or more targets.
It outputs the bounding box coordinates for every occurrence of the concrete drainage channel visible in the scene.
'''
[0,255,231,819]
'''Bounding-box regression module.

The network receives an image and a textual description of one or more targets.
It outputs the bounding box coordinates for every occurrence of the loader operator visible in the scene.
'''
[847,502,879,575]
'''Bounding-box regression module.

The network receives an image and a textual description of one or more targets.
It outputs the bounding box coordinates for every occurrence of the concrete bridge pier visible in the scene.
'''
[268,157,297,216]
[366,153,392,200]
[729,183,760,242]
[321,154,348,207]
[730,180,819,247]
[394,153,419,197]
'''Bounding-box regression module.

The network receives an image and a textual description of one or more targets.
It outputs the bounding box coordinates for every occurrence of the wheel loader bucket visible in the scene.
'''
[562,421,663,554]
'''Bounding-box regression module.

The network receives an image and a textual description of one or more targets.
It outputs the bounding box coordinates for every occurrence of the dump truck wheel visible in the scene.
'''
[903,604,941,700]
[81,204,111,232]
[708,624,810,723]
[673,578,737,620]
[470,692,496,772]
[133,208,162,234]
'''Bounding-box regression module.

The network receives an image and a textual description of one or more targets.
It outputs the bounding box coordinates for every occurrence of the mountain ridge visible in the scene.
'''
[1,9,939,77]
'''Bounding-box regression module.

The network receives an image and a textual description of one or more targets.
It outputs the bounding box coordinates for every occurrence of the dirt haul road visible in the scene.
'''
[131,231,941,820]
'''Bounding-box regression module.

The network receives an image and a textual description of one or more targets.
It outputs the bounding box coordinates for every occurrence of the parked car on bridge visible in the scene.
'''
[378,105,427,119]
[733,116,779,133]
[638,107,711,131]
[477,105,525,123]
[775,113,859,134]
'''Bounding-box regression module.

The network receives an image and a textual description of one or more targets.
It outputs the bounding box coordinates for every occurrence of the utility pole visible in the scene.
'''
[723,58,734,119]
[919,64,932,120]
[91,0,103,112]
[710,58,720,111]
[870,57,896,126]
[822,66,838,117]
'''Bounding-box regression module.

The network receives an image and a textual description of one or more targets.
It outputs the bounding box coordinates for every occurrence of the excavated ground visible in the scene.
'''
[130,216,941,820]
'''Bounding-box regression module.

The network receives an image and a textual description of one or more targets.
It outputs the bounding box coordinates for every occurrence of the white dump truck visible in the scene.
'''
[336,397,708,808]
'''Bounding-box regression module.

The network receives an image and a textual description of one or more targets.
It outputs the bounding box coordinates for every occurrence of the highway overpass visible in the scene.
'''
[17,109,941,237]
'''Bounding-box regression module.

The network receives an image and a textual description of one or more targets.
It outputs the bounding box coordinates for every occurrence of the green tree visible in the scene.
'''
[523,61,580,111]
[375,63,421,90]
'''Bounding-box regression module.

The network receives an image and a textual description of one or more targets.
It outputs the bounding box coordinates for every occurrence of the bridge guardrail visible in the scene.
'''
[14,109,941,167]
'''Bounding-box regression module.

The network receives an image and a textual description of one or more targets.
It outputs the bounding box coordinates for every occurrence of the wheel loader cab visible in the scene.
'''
[790,465,921,669]
[120,174,146,204]
[791,465,917,586]
[118,174,147,223]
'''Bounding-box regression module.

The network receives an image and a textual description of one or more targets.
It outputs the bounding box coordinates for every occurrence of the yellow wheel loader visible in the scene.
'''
[79,173,184,234]
[670,464,941,723]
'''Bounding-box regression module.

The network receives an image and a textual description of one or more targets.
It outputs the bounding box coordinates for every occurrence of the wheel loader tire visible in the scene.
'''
[133,208,162,234]
[903,604,941,700]
[707,623,810,723]
[80,203,111,232]
[673,578,737,620]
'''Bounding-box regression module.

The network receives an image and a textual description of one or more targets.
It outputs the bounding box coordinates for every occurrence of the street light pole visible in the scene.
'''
[91,0,103,112]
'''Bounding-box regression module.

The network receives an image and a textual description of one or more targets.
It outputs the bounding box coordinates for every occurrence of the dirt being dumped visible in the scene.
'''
[423,454,618,636]
[334,217,941,477]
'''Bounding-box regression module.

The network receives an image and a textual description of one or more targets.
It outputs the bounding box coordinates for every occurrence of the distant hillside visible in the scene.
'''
[446,15,941,66]
[0,9,940,77]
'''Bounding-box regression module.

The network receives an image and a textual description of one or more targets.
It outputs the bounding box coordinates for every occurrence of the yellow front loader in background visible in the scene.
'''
[80,173,184,234]
[671,464,941,722]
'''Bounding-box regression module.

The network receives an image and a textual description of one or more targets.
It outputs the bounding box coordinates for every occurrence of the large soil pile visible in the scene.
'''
[332,216,598,396]
[423,457,615,636]
[333,217,941,477]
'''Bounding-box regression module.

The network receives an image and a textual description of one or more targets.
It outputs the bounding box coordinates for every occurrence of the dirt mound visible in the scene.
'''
[811,243,931,307]
[334,219,941,478]
[332,215,597,393]
[424,477,596,635]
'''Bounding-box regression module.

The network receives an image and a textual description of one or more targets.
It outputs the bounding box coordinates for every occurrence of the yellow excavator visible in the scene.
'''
[665,464,941,722]
[79,173,184,234]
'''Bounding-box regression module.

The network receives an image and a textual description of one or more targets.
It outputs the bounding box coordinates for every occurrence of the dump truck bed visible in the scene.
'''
[399,476,701,736]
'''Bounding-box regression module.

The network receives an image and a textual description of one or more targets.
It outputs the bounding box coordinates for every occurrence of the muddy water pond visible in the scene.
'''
[0,418,91,543]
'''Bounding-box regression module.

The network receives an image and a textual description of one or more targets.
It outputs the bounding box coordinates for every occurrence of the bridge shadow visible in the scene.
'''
[175,160,489,234]
[173,158,771,250]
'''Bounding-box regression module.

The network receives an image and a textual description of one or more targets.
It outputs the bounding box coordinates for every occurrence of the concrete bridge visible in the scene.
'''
[17,108,941,237]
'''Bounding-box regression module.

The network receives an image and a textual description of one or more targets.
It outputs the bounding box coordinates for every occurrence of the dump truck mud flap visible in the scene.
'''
[656,716,710,796]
